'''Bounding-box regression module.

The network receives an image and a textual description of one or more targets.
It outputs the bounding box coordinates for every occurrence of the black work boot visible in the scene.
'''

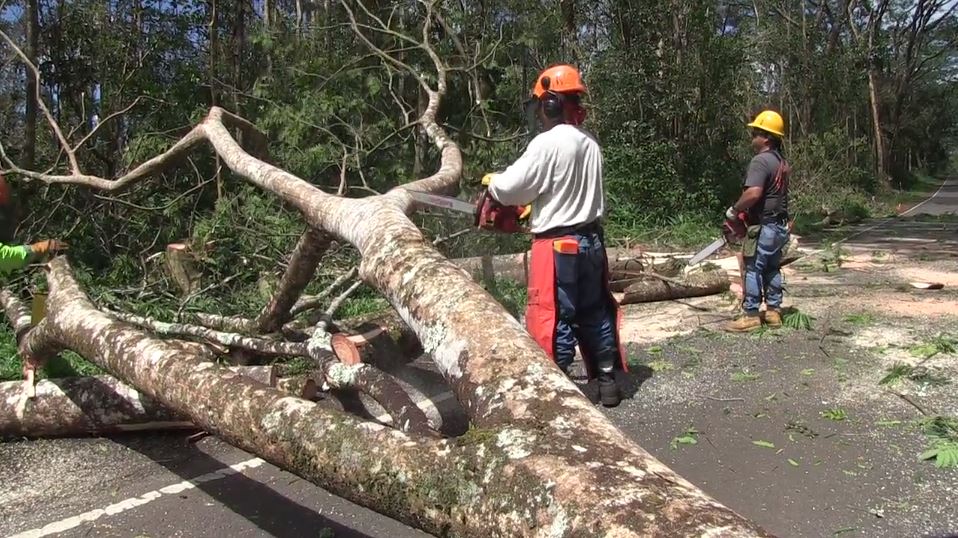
[598,372,620,407]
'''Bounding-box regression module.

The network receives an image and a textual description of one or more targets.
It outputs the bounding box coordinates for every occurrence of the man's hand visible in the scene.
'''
[30,239,69,256]
[725,206,738,221]
[481,173,496,186]
[519,205,532,220]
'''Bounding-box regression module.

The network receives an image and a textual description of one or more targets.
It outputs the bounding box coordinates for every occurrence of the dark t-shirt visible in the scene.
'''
[744,150,789,224]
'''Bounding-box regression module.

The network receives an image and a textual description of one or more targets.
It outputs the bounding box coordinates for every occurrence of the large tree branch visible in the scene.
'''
[254,228,333,332]
[23,257,766,536]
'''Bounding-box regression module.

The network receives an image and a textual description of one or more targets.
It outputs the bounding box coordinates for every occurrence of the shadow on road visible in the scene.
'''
[111,431,377,538]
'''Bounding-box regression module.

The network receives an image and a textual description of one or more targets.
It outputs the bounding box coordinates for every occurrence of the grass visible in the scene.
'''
[843,312,876,325]
[821,408,849,421]
[483,277,527,319]
[731,369,760,382]
[0,327,103,382]
[878,362,951,387]
[888,172,944,215]
[607,212,717,249]
[909,334,957,359]
[782,309,814,330]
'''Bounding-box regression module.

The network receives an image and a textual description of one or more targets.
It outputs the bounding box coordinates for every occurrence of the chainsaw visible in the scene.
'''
[688,211,748,265]
[407,189,528,233]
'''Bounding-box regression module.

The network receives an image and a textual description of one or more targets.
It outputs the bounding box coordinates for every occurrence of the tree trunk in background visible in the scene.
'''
[22,0,39,169]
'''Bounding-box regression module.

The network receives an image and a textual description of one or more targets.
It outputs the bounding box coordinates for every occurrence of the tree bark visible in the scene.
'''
[255,228,332,332]
[22,0,39,169]
[620,270,730,305]
[0,375,190,438]
[0,366,282,438]
[20,257,765,536]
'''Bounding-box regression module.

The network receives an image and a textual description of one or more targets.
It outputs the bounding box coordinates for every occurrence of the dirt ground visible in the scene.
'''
[603,208,958,537]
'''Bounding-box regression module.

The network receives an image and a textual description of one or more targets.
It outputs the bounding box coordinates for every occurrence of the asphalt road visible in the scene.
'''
[2,178,955,538]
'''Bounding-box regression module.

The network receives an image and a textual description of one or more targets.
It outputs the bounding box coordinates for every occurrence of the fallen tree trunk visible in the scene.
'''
[620,270,731,304]
[20,254,766,537]
[0,365,318,438]
[0,375,191,438]
[4,9,769,529]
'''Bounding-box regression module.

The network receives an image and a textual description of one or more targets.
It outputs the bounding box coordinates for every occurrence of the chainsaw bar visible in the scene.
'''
[688,236,727,265]
[407,190,476,216]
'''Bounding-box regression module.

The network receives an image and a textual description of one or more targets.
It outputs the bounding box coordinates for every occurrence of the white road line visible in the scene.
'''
[9,389,459,538]
[7,458,265,538]
[790,179,952,265]
[901,178,951,217]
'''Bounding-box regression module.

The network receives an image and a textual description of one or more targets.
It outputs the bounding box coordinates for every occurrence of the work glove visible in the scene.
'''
[725,206,738,221]
[29,239,69,256]
[519,205,532,220]
[481,173,496,186]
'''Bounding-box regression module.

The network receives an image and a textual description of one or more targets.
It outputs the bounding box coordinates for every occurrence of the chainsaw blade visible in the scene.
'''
[688,237,727,265]
[407,191,476,216]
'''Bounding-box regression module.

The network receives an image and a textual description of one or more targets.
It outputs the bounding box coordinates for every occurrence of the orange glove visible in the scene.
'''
[30,239,69,256]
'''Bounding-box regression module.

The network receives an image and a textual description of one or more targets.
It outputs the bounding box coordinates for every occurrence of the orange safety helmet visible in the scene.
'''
[531,64,587,98]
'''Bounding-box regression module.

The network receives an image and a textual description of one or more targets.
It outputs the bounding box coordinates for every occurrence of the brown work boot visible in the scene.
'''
[764,308,783,328]
[725,314,762,333]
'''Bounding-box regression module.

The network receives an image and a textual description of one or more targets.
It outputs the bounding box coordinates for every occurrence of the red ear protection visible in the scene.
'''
[564,101,587,126]
[0,173,11,206]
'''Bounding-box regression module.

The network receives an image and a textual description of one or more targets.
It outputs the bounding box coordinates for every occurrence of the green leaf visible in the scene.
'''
[788,458,800,467]
[752,440,776,449]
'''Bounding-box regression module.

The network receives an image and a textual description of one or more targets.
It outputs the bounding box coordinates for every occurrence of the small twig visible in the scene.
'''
[707,396,745,402]
[326,280,364,317]
[885,389,929,416]
[291,267,359,316]
[432,227,473,246]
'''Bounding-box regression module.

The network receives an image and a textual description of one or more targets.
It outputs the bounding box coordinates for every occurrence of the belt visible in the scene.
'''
[761,215,790,225]
[534,220,602,239]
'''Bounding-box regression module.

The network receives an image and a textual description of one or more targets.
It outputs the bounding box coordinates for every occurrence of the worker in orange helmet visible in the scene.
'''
[481,65,627,407]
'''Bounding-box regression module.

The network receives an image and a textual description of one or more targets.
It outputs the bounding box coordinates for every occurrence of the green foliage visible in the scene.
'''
[782,309,814,331]
[670,426,699,449]
[483,278,527,320]
[879,362,950,387]
[909,335,957,359]
[917,416,958,469]
[843,312,876,325]
[821,408,849,421]
[731,370,760,382]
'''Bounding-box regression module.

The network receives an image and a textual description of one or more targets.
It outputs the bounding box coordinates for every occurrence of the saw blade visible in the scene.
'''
[407,191,476,216]
[688,237,726,265]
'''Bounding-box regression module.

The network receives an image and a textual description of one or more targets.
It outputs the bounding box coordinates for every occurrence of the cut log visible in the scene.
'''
[165,243,202,297]
[331,311,421,370]
[621,270,731,304]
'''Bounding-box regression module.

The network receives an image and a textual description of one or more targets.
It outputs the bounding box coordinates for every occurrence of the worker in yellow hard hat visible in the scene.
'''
[725,110,792,332]
[480,65,627,406]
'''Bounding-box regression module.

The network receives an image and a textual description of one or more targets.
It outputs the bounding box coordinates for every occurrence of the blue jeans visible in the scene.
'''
[743,223,790,314]
[553,231,617,373]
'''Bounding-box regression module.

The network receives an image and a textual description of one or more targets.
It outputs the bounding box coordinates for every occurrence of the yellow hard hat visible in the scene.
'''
[747,110,785,138]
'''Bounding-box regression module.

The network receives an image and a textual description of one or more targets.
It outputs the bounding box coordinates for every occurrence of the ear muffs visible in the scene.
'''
[541,92,563,119]
[537,76,564,119]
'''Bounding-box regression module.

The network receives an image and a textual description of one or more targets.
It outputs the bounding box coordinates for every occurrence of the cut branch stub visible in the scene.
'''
[165,243,202,297]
